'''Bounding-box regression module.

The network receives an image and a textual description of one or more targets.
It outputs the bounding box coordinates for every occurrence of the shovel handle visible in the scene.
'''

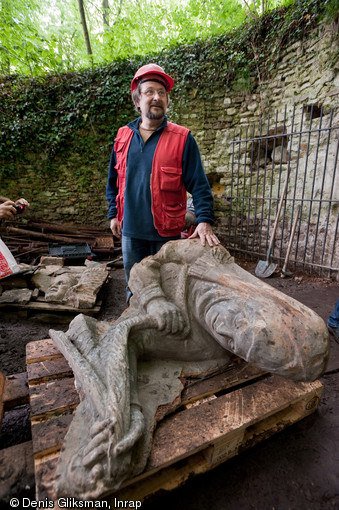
[268,168,290,252]
[282,204,301,272]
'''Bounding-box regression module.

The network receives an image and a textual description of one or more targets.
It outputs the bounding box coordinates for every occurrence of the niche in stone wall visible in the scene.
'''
[250,126,290,170]
[305,102,323,121]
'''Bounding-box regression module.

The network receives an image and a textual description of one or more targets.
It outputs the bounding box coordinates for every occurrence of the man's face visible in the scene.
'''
[137,79,168,120]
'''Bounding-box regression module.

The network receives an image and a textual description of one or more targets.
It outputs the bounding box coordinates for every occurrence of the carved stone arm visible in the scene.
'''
[129,240,203,308]
[129,242,196,335]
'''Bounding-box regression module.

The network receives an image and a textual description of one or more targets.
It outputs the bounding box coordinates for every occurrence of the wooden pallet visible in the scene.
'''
[0,299,102,319]
[26,339,323,506]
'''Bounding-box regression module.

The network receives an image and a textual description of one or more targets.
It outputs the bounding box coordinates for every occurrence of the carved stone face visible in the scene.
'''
[45,273,78,302]
[202,284,328,381]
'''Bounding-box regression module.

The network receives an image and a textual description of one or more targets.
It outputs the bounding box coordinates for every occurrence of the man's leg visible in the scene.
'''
[121,237,148,282]
[122,237,170,304]
[328,298,339,340]
[121,237,149,304]
[149,239,171,256]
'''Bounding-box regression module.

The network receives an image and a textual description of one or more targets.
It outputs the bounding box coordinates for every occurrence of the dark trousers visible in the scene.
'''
[121,236,170,303]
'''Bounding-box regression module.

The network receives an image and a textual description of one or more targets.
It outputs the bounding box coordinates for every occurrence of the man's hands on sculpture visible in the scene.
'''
[110,218,121,239]
[189,221,220,247]
[146,297,186,335]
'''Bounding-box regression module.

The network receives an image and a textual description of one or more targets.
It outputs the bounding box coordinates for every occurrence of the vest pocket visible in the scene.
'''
[114,141,126,170]
[162,203,186,231]
[160,167,182,191]
[114,140,126,152]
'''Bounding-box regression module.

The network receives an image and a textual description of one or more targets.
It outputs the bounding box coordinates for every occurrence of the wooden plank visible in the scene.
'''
[0,371,5,423]
[29,378,79,420]
[26,338,63,364]
[27,357,72,384]
[114,450,211,504]
[35,455,59,502]
[32,414,74,458]
[2,372,29,408]
[32,376,323,503]
[181,361,265,405]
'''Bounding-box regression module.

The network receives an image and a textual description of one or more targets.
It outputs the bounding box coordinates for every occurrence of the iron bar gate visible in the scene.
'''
[226,105,339,277]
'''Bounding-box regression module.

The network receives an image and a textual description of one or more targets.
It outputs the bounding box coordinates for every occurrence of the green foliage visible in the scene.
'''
[322,0,339,21]
[0,0,336,179]
[1,0,337,77]
[0,0,281,75]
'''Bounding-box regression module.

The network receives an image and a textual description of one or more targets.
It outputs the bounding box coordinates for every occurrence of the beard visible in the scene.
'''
[146,105,165,120]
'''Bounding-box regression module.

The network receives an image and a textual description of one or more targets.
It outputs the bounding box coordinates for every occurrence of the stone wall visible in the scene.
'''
[180,22,338,185]
[1,156,107,227]
[177,21,339,273]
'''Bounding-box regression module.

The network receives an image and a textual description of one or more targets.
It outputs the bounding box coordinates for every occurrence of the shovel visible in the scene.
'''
[281,204,301,278]
[255,169,290,278]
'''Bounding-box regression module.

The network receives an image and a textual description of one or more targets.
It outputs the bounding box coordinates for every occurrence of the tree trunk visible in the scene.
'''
[102,0,110,27]
[77,0,93,58]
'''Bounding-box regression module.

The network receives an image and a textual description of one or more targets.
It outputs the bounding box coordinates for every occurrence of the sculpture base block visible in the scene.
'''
[26,338,323,507]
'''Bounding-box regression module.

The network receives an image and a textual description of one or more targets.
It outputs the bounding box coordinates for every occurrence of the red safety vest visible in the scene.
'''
[114,121,190,237]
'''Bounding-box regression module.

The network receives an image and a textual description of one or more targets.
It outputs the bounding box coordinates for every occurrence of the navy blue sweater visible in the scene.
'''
[106,116,215,241]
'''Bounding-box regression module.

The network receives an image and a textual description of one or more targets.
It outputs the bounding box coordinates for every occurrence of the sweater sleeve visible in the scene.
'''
[182,134,215,225]
[106,147,118,219]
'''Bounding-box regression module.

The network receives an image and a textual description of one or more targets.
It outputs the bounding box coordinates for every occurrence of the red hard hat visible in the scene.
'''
[131,63,174,93]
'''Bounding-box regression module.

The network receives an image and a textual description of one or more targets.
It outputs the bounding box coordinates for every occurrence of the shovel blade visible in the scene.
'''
[255,260,278,278]
[281,269,293,278]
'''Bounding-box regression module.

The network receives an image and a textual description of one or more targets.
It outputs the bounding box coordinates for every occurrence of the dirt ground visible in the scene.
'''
[0,256,338,509]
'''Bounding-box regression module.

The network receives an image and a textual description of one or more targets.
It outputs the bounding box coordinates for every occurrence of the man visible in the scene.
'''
[106,63,219,290]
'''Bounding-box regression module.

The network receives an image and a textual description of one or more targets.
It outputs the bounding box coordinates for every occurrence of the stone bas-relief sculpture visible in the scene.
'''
[33,260,108,309]
[49,239,330,500]
[44,264,108,308]
[0,259,108,309]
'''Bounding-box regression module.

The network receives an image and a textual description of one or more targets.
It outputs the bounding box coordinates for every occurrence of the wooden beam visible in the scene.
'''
[2,372,29,409]
[0,371,5,423]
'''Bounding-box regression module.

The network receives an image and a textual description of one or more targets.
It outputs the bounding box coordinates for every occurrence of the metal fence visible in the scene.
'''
[226,105,339,277]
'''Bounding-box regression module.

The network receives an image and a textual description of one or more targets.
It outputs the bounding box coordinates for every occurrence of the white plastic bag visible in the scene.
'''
[0,237,20,278]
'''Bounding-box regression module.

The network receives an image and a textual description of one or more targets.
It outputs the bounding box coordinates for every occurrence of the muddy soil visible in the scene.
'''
[0,258,338,509]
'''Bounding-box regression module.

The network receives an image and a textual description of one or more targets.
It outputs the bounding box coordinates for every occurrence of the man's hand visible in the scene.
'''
[110,218,121,239]
[189,222,220,247]
[0,198,30,219]
[15,198,30,208]
[0,200,17,219]
[146,298,186,335]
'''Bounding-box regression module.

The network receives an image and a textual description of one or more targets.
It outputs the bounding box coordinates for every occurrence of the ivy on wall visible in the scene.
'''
[0,0,336,180]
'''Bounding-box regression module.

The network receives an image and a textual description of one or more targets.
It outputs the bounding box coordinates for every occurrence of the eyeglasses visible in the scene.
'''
[141,88,167,98]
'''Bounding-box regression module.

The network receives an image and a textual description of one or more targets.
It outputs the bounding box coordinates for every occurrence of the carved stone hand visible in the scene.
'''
[146,297,186,335]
